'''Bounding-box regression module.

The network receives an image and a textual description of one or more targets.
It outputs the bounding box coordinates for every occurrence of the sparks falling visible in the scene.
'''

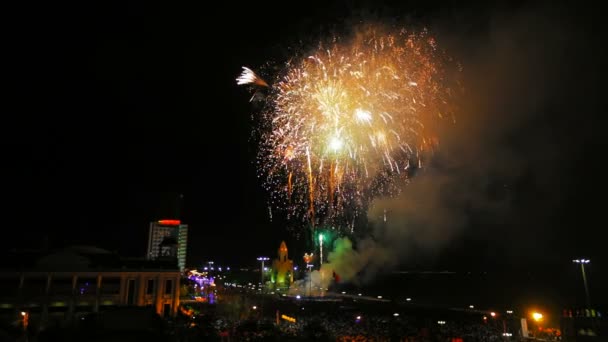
[238,26,458,232]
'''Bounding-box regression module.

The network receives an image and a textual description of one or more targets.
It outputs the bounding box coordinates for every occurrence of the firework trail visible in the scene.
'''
[238,25,457,233]
[236,67,269,87]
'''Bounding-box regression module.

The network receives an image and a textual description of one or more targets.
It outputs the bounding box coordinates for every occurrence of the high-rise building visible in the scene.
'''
[147,219,188,271]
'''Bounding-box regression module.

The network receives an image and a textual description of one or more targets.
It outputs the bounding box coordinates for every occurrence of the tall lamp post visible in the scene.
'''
[257,257,270,286]
[572,259,591,309]
[21,311,28,337]
[318,233,324,267]
[304,253,313,296]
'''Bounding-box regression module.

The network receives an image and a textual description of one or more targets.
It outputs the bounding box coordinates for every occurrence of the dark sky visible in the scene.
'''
[4,0,606,305]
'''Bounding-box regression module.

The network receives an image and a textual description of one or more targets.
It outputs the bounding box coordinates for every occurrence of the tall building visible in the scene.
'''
[147,219,188,271]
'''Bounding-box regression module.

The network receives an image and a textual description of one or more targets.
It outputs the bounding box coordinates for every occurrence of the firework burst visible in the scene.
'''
[239,25,458,233]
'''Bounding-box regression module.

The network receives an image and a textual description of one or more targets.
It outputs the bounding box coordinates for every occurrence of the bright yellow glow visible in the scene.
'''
[532,312,543,322]
[21,311,26,316]
[328,136,343,152]
[281,314,296,323]
[354,108,372,124]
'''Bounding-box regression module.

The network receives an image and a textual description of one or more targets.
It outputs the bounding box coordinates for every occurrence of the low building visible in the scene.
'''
[0,246,180,330]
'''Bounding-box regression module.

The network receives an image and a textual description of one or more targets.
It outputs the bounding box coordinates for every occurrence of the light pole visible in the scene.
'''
[21,311,28,327]
[257,257,269,286]
[304,253,313,297]
[318,233,324,267]
[572,259,591,309]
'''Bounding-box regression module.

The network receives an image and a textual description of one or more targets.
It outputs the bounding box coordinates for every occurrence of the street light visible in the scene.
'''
[303,253,314,296]
[572,259,591,309]
[257,257,270,285]
[20,311,28,333]
[318,233,324,266]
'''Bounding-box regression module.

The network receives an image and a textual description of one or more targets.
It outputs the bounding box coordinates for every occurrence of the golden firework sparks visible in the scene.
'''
[240,25,458,231]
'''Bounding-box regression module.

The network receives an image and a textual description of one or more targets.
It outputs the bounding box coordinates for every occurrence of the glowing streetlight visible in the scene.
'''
[20,311,28,331]
[532,312,543,322]
[318,233,324,266]
[257,257,269,285]
[303,253,314,295]
[573,258,591,309]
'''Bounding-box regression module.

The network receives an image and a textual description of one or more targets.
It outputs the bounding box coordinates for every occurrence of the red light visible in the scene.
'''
[158,219,181,226]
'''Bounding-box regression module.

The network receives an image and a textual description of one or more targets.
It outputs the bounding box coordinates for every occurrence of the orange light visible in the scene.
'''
[158,219,181,226]
[281,314,296,323]
[532,312,543,322]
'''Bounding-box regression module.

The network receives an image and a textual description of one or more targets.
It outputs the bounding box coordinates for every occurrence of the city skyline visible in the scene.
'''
[4,0,606,309]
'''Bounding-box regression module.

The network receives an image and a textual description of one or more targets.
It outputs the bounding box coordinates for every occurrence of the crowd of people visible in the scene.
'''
[175,311,509,341]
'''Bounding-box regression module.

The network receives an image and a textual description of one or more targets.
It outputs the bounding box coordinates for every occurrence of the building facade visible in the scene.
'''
[147,219,188,271]
[0,246,181,330]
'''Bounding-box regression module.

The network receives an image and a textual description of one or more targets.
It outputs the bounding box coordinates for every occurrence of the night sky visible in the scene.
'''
[5,0,606,306]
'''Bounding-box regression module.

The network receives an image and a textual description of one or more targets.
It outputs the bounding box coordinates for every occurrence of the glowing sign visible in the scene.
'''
[158,219,181,225]
[281,314,296,323]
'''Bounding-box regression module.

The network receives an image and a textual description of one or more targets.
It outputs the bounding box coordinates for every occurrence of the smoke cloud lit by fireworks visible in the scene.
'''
[289,237,392,292]
[240,3,592,289]
[318,4,591,280]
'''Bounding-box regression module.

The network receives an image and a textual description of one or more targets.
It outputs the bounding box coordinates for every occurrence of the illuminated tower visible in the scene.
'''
[271,241,294,287]
[147,219,188,271]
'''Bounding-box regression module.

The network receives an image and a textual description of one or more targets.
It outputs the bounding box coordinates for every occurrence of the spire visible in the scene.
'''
[278,241,288,262]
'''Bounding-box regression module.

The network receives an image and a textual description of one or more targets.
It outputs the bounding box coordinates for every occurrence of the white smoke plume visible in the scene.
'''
[291,3,594,290]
